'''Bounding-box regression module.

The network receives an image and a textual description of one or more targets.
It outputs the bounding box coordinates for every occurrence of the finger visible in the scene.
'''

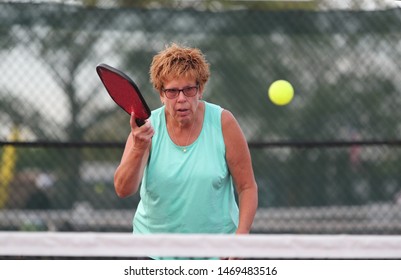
[130,112,138,129]
[131,119,154,142]
[143,122,155,138]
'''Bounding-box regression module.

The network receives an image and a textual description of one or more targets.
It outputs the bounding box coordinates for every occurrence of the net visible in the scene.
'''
[1,232,400,259]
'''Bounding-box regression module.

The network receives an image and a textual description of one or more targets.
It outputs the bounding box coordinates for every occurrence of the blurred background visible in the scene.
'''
[1,0,401,233]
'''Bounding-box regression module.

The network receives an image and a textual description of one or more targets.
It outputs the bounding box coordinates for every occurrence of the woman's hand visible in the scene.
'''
[130,113,154,151]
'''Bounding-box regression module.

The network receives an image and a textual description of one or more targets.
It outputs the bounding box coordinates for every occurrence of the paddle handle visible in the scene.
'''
[135,118,146,127]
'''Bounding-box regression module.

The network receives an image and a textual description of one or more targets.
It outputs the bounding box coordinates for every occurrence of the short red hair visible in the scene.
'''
[150,43,210,92]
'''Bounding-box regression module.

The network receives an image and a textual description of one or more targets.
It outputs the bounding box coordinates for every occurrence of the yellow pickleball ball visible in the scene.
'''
[268,80,294,106]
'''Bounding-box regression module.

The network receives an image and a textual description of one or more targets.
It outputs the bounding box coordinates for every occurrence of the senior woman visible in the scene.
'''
[114,43,258,246]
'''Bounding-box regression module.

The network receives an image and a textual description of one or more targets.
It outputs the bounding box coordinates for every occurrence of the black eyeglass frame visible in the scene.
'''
[162,84,199,99]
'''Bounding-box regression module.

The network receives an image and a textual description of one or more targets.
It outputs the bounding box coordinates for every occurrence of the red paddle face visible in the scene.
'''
[96,64,150,126]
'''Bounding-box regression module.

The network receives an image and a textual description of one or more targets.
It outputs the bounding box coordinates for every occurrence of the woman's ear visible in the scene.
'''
[198,86,204,100]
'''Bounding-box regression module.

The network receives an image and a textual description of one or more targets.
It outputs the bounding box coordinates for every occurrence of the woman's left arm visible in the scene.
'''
[222,110,258,234]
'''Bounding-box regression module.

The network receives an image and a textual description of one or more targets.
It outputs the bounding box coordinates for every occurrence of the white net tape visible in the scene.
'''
[1,232,401,259]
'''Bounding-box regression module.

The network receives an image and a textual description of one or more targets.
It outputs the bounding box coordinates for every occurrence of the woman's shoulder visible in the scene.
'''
[151,106,164,116]
[146,106,164,133]
[150,106,164,122]
[204,101,224,123]
[204,101,222,113]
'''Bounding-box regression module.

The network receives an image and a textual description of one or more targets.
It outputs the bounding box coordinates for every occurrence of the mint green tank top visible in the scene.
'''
[133,101,239,234]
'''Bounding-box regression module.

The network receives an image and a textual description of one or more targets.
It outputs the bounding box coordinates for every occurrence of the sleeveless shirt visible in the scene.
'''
[133,101,239,234]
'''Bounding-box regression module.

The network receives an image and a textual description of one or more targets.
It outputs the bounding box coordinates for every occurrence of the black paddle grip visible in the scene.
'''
[135,118,146,127]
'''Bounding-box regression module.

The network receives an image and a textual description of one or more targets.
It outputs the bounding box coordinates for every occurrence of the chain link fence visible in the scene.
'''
[1,1,401,233]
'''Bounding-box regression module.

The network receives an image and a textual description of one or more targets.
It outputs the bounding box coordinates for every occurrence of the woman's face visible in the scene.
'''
[161,77,203,126]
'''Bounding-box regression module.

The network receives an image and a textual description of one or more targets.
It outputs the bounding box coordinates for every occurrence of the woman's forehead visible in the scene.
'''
[163,72,197,85]
[164,76,197,88]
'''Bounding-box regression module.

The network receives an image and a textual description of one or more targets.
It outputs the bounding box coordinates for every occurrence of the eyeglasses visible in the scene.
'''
[162,85,199,99]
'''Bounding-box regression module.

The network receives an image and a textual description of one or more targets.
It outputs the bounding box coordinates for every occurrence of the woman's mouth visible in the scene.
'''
[177,108,190,117]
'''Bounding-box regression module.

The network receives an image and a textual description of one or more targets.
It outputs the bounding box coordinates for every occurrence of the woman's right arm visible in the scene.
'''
[114,113,154,198]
